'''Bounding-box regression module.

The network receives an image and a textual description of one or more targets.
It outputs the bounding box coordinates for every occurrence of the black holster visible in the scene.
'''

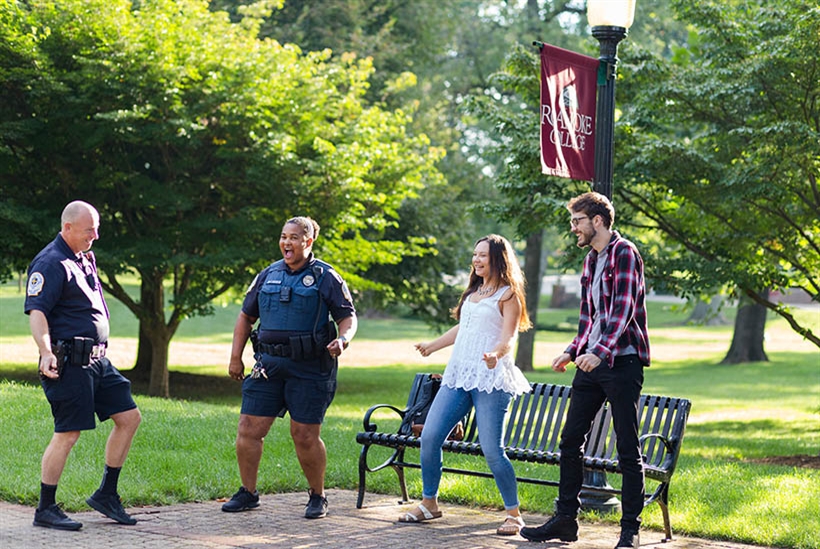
[42,343,68,380]
[250,329,260,354]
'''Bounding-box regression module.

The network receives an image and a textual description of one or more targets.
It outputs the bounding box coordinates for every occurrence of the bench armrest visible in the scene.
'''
[362,403,406,433]
[639,432,674,453]
[639,433,683,474]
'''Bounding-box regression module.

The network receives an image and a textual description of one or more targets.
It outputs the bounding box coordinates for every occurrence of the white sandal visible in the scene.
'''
[496,515,525,536]
[398,502,443,523]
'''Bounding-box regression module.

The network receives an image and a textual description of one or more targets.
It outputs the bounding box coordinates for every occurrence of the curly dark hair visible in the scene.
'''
[285,216,320,240]
[567,192,615,229]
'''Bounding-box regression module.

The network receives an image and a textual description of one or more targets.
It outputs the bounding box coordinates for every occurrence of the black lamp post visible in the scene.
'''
[589,0,635,201]
[578,0,636,514]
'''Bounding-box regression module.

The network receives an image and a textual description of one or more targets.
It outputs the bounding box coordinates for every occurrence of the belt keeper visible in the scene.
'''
[90,344,106,359]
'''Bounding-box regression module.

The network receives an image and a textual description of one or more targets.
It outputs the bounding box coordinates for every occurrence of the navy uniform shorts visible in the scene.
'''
[240,358,337,424]
[40,357,137,432]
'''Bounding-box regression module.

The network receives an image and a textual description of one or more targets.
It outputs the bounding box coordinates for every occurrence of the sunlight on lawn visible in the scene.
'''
[1,315,816,371]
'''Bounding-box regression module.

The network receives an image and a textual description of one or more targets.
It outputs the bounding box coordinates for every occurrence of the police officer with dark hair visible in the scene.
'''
[25,200,142,531]
[223,216,357,519]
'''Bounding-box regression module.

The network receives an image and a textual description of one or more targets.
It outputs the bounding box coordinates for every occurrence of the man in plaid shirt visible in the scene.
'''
[521,192,650,549]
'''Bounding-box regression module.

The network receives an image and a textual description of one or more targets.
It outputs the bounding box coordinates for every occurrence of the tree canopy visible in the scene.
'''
[616,0,819,347]
[0,0,445,395]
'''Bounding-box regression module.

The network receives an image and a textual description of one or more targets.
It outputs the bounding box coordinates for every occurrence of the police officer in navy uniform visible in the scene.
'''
[223,216,357,519]
[25,201,142,531]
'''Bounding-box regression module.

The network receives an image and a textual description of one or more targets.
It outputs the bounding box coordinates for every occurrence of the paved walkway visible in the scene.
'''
[1,489,770,549]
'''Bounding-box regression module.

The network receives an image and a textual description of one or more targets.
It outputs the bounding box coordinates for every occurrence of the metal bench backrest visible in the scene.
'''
[457,382,690,475]
[503,383,572,453]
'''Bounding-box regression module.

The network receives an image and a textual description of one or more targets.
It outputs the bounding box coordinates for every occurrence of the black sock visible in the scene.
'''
[98,465,122,496]
[38,483,57,510]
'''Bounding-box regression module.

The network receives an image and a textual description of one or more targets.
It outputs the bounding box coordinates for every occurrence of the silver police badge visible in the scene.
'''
[302,274,315,287]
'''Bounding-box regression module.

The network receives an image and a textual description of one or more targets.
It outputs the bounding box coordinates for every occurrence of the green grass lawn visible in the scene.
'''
[1,281,818,548]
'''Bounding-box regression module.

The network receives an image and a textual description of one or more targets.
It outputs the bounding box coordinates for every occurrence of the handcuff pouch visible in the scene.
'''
[71,337,94,366]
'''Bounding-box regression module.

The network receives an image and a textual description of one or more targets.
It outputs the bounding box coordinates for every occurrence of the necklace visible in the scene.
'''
[476,284,496,296]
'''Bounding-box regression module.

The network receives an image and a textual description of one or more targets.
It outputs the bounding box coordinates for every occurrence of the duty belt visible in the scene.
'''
[256,342,292,357]
[54,339,107,362]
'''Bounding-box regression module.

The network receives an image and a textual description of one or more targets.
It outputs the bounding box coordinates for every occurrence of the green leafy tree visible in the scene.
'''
[0,0,444,396]
[616,0,820,351]
[209,0,502,324]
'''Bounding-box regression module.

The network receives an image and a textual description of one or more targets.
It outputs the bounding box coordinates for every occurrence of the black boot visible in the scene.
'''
[519,514,578,542]
[615,529,640,548]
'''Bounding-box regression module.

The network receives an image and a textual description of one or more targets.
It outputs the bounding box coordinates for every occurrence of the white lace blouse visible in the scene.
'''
[440,286,531,396]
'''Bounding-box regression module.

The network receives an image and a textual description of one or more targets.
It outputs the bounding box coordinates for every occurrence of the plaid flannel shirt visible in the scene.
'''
[566,231,651,368]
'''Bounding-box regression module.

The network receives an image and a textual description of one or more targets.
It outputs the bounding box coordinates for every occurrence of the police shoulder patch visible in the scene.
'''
[27,272,45,296]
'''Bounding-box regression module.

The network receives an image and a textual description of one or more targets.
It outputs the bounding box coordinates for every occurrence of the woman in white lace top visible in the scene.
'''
[398,234,532,536]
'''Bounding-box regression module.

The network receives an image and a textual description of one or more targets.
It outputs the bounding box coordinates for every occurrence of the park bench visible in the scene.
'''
[355,373,691,540]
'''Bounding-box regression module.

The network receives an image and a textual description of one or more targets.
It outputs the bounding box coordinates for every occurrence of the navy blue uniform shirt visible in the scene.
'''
[25,234,109,343]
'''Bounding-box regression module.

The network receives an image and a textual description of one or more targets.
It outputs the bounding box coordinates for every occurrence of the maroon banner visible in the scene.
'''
[540,43,599,181]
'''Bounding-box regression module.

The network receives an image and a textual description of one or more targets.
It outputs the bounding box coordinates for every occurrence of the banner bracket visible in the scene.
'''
[532,40,545,51]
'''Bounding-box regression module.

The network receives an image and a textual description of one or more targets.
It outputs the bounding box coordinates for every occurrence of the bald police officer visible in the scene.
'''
[25,201,142,531]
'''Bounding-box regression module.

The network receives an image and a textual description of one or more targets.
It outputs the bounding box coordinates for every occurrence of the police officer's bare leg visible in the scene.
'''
[41,431,81,485]
[290,420,326,494]
[105,408,142,467]
[236,414,275,492]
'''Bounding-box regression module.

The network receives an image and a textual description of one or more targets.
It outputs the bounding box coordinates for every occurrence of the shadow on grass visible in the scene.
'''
[0,365,239,405]
[129,371,240,405]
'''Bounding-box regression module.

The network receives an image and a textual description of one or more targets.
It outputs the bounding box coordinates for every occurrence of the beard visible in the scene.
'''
[576,227,597,248]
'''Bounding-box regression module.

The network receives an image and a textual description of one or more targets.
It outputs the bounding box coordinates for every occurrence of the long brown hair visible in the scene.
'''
[452,234,532,332]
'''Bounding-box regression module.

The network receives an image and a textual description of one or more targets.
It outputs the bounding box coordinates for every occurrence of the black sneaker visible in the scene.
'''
[86,491,137,525]
[221,486,260,512]
[33,503,82,531]
[304,490,327,519]
[519,514,578,542]
[615,529,640,548]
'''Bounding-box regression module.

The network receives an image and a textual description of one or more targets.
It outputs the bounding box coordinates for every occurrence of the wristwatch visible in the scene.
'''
[338,335,349,349]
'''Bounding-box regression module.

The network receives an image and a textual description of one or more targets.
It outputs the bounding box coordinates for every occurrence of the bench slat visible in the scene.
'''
[534,384,571,453]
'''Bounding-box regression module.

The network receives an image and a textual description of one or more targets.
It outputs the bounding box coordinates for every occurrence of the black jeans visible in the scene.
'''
[556,355,645,531]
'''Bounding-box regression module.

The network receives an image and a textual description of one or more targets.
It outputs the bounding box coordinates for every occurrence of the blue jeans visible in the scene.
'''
[419,385,520,510]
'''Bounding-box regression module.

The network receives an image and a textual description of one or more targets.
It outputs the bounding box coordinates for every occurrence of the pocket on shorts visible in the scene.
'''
[291,377,337,423]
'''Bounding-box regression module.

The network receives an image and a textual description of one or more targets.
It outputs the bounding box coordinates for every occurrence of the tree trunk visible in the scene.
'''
[147,325,171,398]
[515,229,544,372]
[686,295,728,326]
[721,290,769,364]
[131,271,175,397]
[128,323,153,381]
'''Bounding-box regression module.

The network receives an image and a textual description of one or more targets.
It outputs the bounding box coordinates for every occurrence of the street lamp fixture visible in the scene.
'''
[588,0,636,200]
[587,0,636,28]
